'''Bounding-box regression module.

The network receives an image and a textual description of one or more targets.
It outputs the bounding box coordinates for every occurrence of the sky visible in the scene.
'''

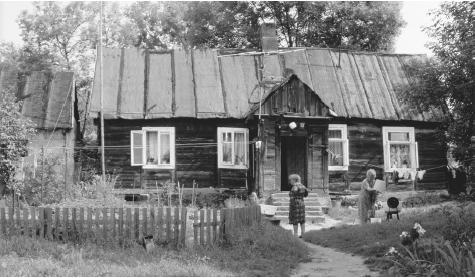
[0,1,442,55]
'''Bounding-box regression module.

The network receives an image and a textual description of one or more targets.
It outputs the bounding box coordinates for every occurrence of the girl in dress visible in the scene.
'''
[288,174,308,237]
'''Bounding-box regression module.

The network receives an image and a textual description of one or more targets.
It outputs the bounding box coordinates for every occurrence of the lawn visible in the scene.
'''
[0,221,308,277]
[303,201,474,274]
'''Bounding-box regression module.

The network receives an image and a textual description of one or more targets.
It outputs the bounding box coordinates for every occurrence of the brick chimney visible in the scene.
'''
[260,22,279,52]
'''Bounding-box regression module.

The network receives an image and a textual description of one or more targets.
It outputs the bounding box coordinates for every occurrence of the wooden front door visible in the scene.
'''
[281,136,307,191]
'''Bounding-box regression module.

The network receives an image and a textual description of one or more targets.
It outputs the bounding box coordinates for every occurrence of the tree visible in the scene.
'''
[122,1,405,51]
[399,2,474,163]
[0,87,36,197]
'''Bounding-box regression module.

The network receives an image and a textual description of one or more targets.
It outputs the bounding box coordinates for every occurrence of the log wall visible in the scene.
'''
[328,119,447,191]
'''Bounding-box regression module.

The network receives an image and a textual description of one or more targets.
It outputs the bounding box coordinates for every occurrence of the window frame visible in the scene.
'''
[130,127,175,169]
[328,124,349,171]
[217,127,249,170]
[382,126,418,172]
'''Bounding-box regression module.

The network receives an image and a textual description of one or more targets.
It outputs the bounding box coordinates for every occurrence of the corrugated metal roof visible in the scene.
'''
[90,47,438,122]
[0,66,74,129]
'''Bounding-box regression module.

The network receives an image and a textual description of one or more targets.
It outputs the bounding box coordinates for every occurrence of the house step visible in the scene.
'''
[271,215,326,224]
[275,205,322,212]
[272,192,320,198]
[274,210,324,217]
[273,200,322,207]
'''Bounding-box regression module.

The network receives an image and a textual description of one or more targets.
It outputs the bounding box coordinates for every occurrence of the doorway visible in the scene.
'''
[281,136,307,191]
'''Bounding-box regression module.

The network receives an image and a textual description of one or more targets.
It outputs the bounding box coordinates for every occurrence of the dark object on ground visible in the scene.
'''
[386,197,400,221]
[124,194,149,202]
[446,166,467,195]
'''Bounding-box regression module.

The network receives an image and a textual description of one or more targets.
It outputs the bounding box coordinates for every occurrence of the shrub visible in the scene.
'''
[440,203,475,247]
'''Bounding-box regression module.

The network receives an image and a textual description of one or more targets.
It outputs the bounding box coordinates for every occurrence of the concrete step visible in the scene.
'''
[271,192,320,198]
[274,210,324,217]
[275,206,322,212]
[272,215,325,224]
[273,200,322,207]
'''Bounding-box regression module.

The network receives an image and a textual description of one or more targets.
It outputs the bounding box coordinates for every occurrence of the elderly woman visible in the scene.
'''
[358,169,378,224]
[288,174,308,238]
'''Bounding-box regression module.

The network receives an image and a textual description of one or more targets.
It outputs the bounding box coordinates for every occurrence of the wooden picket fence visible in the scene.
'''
[0,205,262,247]
[0,206,187,246]
[192,205,261,246]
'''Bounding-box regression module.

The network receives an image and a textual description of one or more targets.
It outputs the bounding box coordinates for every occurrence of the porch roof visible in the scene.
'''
[90,47,441,122]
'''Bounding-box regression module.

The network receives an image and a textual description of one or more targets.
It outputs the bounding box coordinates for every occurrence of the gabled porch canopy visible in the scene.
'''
[246,74,336,120]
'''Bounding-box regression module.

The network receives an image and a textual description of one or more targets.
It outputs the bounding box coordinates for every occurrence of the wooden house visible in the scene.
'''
[89,44,447,197]
[0,65,76,186]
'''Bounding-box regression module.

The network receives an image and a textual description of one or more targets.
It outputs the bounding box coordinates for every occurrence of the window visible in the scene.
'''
[130,127,175,169]
[217,128,249,169]
[383,127,418,172]
[328,124,349,171]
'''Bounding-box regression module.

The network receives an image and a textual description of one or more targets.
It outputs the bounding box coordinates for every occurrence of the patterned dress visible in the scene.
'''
[289,185,308,225]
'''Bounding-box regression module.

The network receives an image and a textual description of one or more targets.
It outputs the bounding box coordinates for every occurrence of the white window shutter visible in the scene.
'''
[344,139,350,166]
[217,128,223,167]
[412,142,419,169]
[131,130,145,166]
[384,142,390,172]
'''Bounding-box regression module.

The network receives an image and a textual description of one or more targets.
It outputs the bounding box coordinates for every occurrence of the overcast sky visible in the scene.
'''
[0,1,441,55]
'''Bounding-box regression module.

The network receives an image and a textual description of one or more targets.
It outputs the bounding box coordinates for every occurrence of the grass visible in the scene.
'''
[303,202,461,273]
[0,221,308,277]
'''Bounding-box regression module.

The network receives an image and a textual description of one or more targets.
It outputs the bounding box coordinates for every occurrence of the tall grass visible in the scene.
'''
[0,221,308,276]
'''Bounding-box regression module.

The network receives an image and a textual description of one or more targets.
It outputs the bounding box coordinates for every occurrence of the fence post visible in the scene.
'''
[180,207,187,247]
[15,207,21,236]
[79,208,84,242]
[157,207,163,242]
[63,207,69,241]
[142,207,148,237]
[206,209,211,245]
[134,208,140,241]
[126,208,132,241]
[174,207,179,246]
[45,207,53,240]
[102,207,108,242]
[193,210,198,247]
[212,209,217,243]
[118,208,124,243]
[166,207,171,243]
[95,209,100,242]
[0,208,6,235]
[30,207,36,239]
[199,209,204,245]
[86,208,92,241]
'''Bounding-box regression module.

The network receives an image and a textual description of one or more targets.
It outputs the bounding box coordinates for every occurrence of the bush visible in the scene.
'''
[440,203,475,247]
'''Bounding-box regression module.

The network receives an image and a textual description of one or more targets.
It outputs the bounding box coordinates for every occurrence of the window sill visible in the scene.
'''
[329,166,348,171]
[218,165,249,170]
[142,165,175,170]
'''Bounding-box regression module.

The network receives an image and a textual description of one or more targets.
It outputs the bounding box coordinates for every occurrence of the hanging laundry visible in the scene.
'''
[409,170,417,181]
[416,170,426,181]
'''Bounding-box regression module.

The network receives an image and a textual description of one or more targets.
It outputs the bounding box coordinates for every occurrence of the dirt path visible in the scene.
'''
[292,241,379,277]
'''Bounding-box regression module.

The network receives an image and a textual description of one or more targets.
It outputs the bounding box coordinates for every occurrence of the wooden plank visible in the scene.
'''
[15,207,21,236]
[157,207,163,242]
[111,208,116,241]
[166,207,172,243]
[174,207,180,244]
[72,208,77,242]
[45,207,53,240]
[213,209,218,243]
[134,208,140,240]
[180,207,187,247]
[79,208,84,241]
[30,207,36,238]
[38,207,44,239]
[22,208,29,237]
[142,207,148,237]
[86,208,92,240]
[95,209,100,241]
[199,209,204,245]
[206,209,211,245]
[63,208,69,241]
[126,208,132,241]
[8,208,14,236]
[0,208,5,235]
[149,207,155,239]
[193,210,198,246]
[102,208,108,241]
[118,208,124,242]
